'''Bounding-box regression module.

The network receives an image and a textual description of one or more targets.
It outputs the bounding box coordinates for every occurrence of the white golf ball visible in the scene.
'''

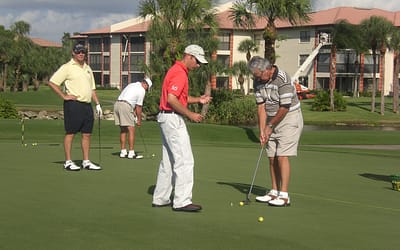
[152,154,155,157]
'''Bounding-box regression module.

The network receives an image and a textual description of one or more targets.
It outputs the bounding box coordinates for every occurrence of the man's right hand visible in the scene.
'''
[188,112,203,123]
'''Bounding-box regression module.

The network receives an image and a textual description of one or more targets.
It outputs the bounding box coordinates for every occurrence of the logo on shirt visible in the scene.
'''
[171,85,178,91]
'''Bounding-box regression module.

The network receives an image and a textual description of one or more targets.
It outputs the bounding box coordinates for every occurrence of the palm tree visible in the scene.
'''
[0,26,14,92]
[231,60,251,94]
[390,29,400,113]
[140,0,218,69]
[229,0,311,64]
[10,21,32,92]
[237,38,258,93]
[359,16,394,113]
[139,0,219,116]
[330,20,366,110]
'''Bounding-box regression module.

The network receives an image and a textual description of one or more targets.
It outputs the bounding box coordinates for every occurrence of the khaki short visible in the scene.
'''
[267,109,303,157]
[114,101,136,126]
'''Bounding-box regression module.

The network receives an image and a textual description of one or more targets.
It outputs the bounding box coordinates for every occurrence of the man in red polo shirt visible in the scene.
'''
[152,44,212,212]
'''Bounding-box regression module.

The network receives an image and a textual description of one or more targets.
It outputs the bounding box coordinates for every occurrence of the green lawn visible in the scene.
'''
[1,86,400,126]
[0,120,399,250]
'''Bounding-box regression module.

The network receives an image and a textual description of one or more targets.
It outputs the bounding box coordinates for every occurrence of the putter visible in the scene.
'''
[244,145,265,205]
[98,116,101,165]
[137,126,149,157]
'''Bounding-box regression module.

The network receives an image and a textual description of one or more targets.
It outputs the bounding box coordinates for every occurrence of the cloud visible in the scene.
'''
[311,0,400,11]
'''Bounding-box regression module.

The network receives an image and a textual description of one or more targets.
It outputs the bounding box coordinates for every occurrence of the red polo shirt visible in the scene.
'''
[159,61,189,111]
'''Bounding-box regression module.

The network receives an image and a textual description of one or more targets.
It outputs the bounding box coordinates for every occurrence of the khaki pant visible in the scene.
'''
[267,109,303,157]
[152,112,194,208]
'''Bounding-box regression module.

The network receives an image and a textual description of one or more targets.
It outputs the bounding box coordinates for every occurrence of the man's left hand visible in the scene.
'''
[96,104,103,118]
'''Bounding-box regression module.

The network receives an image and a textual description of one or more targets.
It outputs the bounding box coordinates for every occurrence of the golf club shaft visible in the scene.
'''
[247,145,265,200]
[138,126,148,155]
[21,118,25,145]
[98,116,101,165]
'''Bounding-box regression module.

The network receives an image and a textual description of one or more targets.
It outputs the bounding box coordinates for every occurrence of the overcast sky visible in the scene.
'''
[1,0,400,43]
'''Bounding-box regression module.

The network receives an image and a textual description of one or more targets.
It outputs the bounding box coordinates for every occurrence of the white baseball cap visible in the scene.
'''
[144,78,152,89]
[184,44,208,64]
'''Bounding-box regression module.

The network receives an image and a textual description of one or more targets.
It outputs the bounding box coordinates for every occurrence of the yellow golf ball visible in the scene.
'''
[239,201,244,206]
[258,216,264,222]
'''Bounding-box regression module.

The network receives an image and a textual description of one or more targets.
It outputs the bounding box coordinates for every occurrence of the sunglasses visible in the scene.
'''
[74,50,86,54]
[192,56,201,65]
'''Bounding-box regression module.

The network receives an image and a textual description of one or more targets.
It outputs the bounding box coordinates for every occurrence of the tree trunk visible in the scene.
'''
[380,49,385,115]
[371,52,377,112]
[393,51,399,113]
[329,45,337,111]
[3,63,8,92]
[238,74,244,95]
[263,26,277,64]
[201,78,212,117]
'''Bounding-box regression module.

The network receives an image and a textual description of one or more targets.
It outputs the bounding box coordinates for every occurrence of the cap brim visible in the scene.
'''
[194,55,208,64]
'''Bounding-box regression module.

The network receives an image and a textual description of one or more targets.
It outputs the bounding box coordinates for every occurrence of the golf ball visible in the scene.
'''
[24,143,27,147]
[239,201,244,206]
[258,216,264,222]
[152,153,155,157]
[32,142,37,146]
[230,202,233,207]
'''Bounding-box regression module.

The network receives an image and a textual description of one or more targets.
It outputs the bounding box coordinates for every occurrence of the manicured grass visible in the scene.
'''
[1,86,400,126]
[0,120,399,250]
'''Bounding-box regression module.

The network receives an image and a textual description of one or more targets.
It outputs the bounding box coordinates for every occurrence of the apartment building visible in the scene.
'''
[73,3,400,95]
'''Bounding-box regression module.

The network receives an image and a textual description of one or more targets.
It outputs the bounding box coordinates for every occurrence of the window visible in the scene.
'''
[89,38,102,52]
[130,37,145,52]
[103,56,110,71]
[217,55,230,68]
[216,76,229,89]
[363,54,380,74]
[93,72,101,86]
[103,74,110,87]
[130,54,145,72]
[122,56,129,71]
[103,37,110,52]
[253,34,263,46]
[89,54,102,71]
[218,33,230,50]
[299,54,309,67]
[316,53,330,73]
[130,73,145,83]
[122,75,129,88]
[300,31,310,43]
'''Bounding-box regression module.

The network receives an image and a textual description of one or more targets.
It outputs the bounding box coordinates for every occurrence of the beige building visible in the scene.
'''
[73,3,400,95]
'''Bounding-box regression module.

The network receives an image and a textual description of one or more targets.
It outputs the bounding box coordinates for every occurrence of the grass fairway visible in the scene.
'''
[0,120,399,250]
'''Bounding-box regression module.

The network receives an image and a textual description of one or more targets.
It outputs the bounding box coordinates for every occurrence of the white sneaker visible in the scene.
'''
[82,160,102,170]
[268,196,290,207]
[128,151,143,159]
[64,160,80,171]
[120,150,127,158]
[255,190,278,203]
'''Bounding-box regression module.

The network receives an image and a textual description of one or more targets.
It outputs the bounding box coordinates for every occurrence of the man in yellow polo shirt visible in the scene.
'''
[48,43,102,171]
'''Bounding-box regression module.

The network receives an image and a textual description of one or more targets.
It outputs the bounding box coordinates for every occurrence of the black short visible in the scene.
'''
[63,100,94,134]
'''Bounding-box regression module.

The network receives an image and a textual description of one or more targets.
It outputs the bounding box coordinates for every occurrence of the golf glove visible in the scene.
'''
[96,104,103,117]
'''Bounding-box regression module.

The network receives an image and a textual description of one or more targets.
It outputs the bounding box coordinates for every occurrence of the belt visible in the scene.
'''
[117,100,131,105]
[160,110,175,113]
[159,110,181,116]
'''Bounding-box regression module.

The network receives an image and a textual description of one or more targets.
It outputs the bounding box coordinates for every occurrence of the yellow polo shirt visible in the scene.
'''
[50,59,96,103]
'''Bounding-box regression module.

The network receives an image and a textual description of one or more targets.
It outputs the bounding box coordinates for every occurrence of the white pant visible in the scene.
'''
[152,113,194,208]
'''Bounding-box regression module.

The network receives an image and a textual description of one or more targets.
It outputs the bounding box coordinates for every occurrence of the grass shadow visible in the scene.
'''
[217,181,266,196]
[240,127,259,143]
[359,173,392,183]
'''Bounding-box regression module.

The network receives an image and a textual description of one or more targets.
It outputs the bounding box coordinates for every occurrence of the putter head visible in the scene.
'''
[243,198,251,205]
